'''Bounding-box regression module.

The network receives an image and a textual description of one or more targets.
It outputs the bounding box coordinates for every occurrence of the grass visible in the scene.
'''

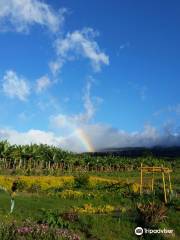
[0,191,136,239]
[0,171,179,240]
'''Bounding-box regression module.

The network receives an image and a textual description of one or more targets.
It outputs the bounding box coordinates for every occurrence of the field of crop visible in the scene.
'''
[0,141,179,240]
[0,171,179,240]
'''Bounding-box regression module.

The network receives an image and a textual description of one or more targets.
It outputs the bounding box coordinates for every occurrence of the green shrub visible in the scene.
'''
[38,209,69,229]
[136,202,168,227]
[16,180,28,191]
[74,174,89,188]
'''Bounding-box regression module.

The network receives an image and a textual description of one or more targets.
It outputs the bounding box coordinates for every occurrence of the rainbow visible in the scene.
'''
[75,128,95,152]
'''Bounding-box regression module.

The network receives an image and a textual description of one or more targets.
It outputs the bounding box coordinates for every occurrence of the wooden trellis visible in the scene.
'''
[140,163,173,203]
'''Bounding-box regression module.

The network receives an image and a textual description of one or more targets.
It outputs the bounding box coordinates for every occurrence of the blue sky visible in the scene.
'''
[0,0,180,151]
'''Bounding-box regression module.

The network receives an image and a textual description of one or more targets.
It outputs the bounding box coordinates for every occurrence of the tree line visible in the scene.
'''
[0,141,177,172]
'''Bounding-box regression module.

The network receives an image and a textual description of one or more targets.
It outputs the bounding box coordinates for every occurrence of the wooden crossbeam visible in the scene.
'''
[139,164,173,203]
[140,167,172,173]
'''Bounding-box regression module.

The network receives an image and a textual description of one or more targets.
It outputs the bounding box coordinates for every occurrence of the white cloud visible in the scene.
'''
[0,128,62,146]
[0,124,180,153]
[50,80,97,129]
[0,0,66,33]
[51,28,109,74]
[2,70,30,101]
[36,75,51,93]
[0,127,85,152]
[82,80,95,121]
[49,60,64,76]
[72,124,180,151]
[62,123,180,152]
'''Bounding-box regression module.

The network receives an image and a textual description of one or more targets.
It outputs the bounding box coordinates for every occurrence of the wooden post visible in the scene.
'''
[151,166,154,192]
[140,163,143,195]
[161,166,167,203]
[168,172,172,194]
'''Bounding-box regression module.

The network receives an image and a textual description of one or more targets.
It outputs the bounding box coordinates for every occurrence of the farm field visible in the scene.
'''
[0,172,179,240]
[0,142,179,240]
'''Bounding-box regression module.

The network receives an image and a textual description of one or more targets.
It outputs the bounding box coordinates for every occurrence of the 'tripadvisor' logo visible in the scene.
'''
[135,227,143,236]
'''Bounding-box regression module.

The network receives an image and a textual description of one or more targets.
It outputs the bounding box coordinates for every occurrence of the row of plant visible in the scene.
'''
[0,141,176,174]
[2,174,176,211]
[0,175,74,192]
[0,174,140,191]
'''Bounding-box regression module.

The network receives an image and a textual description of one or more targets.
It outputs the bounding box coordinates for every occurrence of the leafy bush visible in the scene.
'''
[15,179,28,191]
[136,202,168,227]
[168,195,180,210]
[74,174,89,188]
[38,209,69,229]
